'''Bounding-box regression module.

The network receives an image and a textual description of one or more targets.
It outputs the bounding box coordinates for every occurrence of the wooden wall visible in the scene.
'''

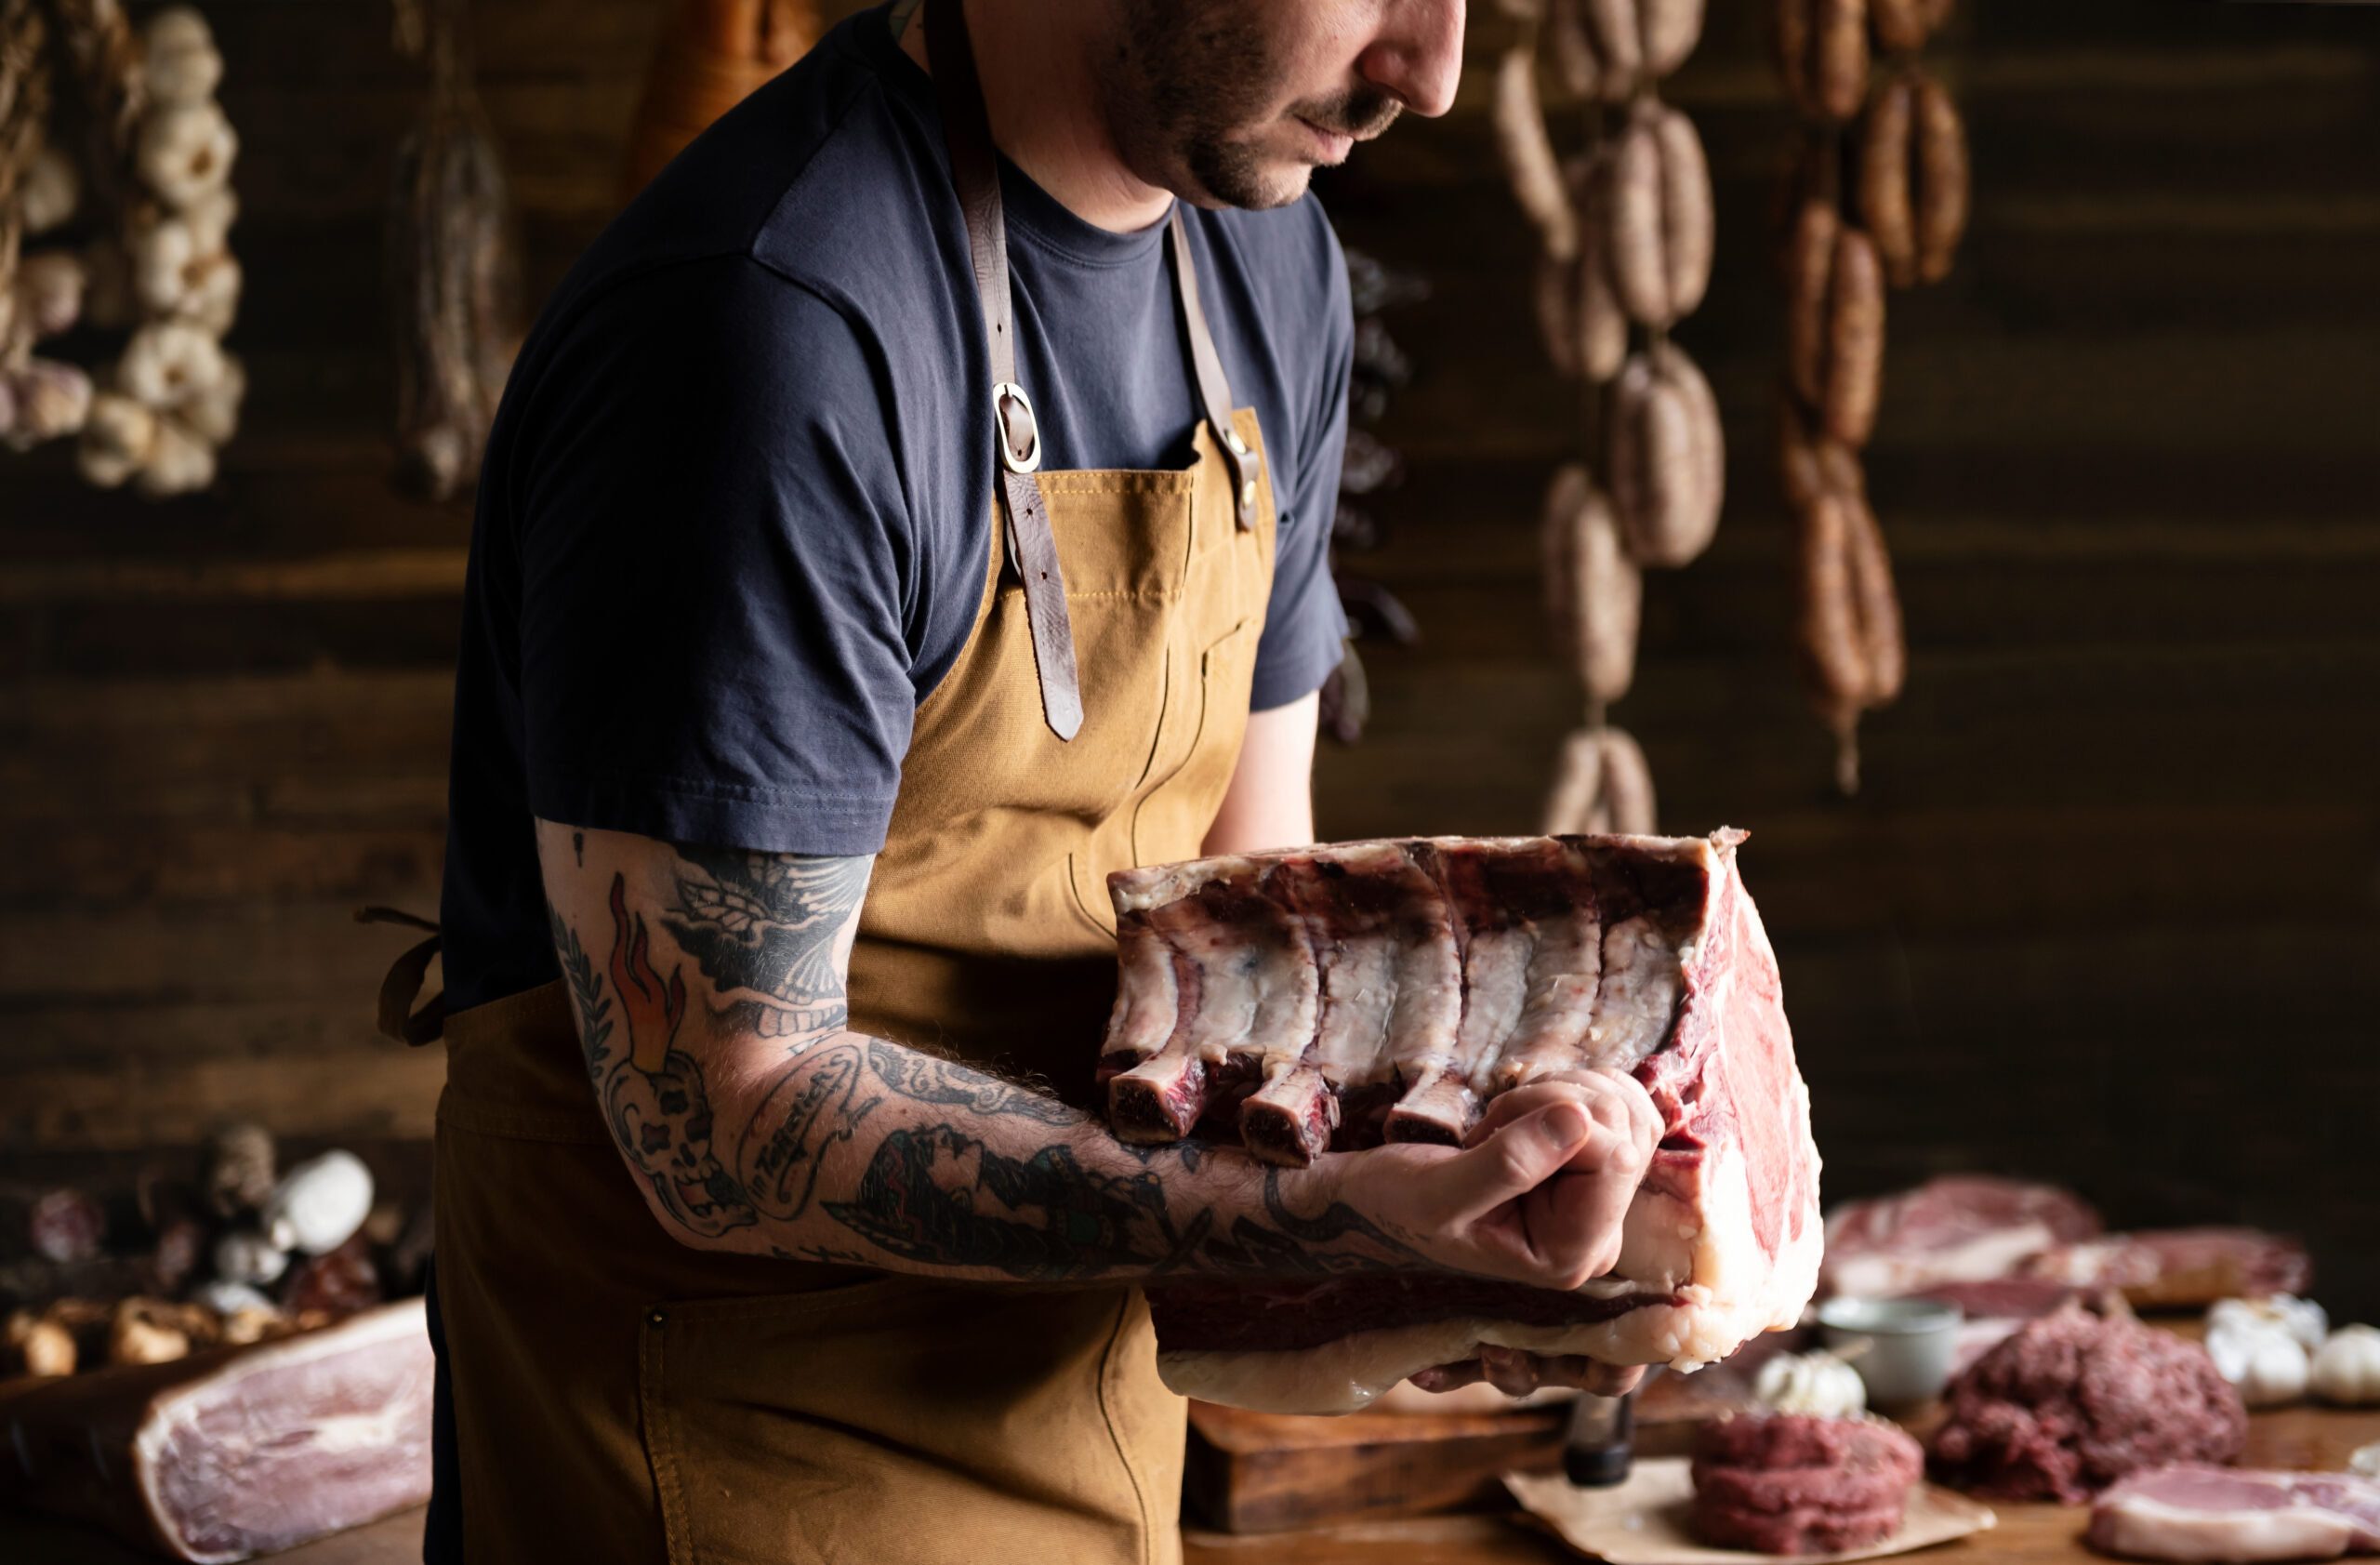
[3,1,2374,1313]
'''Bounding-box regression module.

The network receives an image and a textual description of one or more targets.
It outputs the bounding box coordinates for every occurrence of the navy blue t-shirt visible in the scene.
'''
[438,6,1353,1013]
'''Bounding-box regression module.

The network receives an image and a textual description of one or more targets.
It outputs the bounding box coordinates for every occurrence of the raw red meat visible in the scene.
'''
[2090,1466,2380,1562]
[2024,1228,2313,1309]
[1927,1302,2245,1503]
[1104,830,1824,1413]
[0,1298,432,1562]
[1821,1175,2101,1299]
[1691,1413,1924,1555]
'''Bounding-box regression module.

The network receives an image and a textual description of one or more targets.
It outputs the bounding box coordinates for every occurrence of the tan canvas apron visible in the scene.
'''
[422,8,1282,1554]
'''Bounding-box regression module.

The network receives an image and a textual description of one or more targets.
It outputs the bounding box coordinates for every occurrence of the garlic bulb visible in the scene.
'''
[262,1149,376,1255]
[2354,1441,2380,1479]
[1755,1349,1868,1418]
[141,7,225,110]
[137,102,238,210]
[16,250,89,338]
[2311,1324,2380,1408]
[137,415,217,497]
[2214,1294,2330,1356]
[4,360,95,449]
[119,319,225,407]
[178,350,244,444]
[214,1227,289,1286]
[192,1279,275,1317]
[179,252,240,335]
[2207,1300,2314,1409]
[79,392,161,487]
[20,146,80,234]
[131,218,241,334]
[182,186,239,255]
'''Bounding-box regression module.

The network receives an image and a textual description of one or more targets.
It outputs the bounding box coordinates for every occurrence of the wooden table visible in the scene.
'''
[5,1407,2373,1563]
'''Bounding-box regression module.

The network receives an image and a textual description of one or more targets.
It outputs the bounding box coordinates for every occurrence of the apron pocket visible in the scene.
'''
[1130,617,1261,868]
[637,1279,1169,1565]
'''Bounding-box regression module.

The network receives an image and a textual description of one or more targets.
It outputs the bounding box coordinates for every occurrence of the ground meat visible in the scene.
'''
[1691,1413,1924,1555]
[1926,1302,2245,1503]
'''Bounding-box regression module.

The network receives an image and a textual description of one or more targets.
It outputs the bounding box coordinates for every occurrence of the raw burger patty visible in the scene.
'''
[1692,1413,1924,1555]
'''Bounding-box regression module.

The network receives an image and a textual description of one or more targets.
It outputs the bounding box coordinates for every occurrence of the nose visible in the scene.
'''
[1360,0,1466,119]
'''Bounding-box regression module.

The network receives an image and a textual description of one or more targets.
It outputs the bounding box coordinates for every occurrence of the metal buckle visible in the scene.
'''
[994,382,1041,474]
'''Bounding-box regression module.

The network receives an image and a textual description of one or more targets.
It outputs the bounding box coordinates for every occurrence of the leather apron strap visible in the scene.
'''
[921,0,1261,745]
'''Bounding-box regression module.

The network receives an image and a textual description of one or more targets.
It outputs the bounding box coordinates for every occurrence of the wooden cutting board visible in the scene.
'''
[1183,1365,1765,1534]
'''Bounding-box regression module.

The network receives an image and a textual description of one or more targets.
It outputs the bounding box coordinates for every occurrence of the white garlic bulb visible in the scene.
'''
[2207,1301,2314,1409]
[1755,1349,1869,1418]
[192,1279,276,1317]
[4,359,95,449]
[137,415,218,497]
[137,102,238,210]
[78,392,161,488]
[178,252,240,335]
[20,146,80,234]
[178,350,244,444]
[214,1227,290,1286]
[119,319,225,407]
[2311,1325,2380,1408]
[134,217,205,312]
[182,186,239,255]
[141,7,226,110]
[16,250,89,338]
[262,1150,376,1255]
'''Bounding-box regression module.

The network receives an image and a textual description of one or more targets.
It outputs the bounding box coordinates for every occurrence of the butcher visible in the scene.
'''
[400,1,1662,1560]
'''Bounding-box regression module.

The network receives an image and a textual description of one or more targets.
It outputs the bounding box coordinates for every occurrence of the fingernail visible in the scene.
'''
[1540,1104,1591,1147]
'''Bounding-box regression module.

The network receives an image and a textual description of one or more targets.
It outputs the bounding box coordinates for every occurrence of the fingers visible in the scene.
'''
[1468,1068,1663,1175]
[1408,1360,1485,1393]
[1433,1102,1595,1224]
[1527,1355,1650,1397]
[1479,1344,1544,1398]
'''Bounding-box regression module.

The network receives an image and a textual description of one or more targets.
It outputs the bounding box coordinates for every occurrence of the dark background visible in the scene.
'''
[2,0,2374,1315]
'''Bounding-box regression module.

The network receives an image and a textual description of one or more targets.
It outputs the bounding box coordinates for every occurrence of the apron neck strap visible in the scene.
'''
[922,0,1260,532]
[925,0,1083,740]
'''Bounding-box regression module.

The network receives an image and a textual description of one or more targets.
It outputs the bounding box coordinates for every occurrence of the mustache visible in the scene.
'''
[1291,84,1405,141]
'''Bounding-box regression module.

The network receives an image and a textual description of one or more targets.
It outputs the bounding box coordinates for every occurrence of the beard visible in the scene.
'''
[1112,0,1404,209]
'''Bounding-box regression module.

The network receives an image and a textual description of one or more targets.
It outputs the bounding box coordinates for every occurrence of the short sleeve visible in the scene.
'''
[509,256,925,856]
[1247,225,1353,712]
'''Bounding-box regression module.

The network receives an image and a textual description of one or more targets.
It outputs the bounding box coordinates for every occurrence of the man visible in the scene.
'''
[419,1,1659,1559]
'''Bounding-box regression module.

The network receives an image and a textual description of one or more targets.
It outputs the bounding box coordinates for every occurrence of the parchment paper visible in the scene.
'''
[1506,1457,1996,1565]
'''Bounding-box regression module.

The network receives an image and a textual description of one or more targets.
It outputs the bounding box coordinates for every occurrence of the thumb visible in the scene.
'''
[1435,1102,1593,1222]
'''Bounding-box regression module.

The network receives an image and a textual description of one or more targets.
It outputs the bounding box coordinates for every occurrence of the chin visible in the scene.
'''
[1187,144,1322,211]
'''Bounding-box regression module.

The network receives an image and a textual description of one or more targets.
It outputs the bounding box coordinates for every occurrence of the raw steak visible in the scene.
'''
[1821,1175,2101,1299]
[1927,1301,2246,1503]
[1100,829,1824,1414]
[1691,1412,1924,1555]
[2023,1228,2313,1309]
[2090,1466,2380,1562]
[0,1298,432,1563]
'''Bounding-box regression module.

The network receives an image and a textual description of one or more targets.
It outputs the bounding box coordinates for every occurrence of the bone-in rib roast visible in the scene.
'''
[1098,829,1823,1413]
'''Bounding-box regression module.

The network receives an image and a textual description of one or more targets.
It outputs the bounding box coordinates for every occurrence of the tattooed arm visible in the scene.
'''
[537,820,1649,1289]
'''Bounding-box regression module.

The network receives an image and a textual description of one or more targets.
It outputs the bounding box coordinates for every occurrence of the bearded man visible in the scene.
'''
[417,2,1659,1559]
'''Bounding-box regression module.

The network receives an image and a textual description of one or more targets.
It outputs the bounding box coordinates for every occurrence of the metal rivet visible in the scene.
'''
[1225,431,1248,455]
[1240,480,1257,510]
[649,1310,667,1326]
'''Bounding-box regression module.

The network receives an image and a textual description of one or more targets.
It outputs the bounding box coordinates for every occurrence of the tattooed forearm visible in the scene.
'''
[541,824,1436,1285]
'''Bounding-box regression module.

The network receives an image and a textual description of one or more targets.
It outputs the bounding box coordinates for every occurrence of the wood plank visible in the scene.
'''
[0,550,468,605]
[0,900,443,1006]
[0,1050,445,1152]
[0,825,448,908]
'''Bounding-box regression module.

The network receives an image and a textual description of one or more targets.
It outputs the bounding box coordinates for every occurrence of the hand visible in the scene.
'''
[1322,1067,1660,1292]
[1408,1346,1649,1399]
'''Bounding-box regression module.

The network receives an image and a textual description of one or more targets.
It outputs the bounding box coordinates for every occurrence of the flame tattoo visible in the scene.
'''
[609,871,687,1073]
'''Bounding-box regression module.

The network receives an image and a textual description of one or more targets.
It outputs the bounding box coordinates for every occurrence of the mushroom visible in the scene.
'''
[109,1298,195,1367]
[21,146,81,234]
[118,319,225,407]
[214,1227,289,1286]
[178,350,244,444]
[79,391,163,487]
[141,7,226,110]
[206,1121,277,1216]
[263,1150,376,1256]
[5,1308,77,1377]
[137,415,218,497]
[137,101,239,210]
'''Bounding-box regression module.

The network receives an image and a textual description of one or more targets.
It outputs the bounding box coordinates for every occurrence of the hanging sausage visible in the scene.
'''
[1771,0,1966,791]
[1488,0,1720,835]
